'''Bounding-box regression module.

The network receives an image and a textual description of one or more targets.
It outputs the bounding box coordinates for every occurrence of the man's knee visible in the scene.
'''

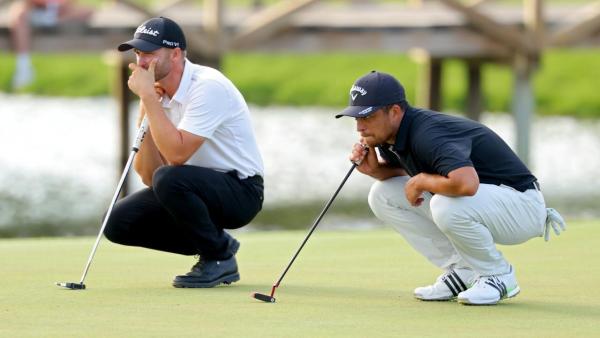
[430,195,468,233]
[9,2,29,27]
[103,209,126,244]
[152,165,183,200]
[102,198,137,245]
[368,177,410,220]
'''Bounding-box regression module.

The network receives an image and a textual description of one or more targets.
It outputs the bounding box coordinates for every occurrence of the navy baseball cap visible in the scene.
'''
[336,71,406,118]
[118,17,186,52]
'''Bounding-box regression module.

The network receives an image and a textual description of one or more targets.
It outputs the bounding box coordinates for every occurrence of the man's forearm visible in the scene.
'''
[140,94,187,164]
[414,168,479,197]
[373,165,407,181]
[134,130,165,186]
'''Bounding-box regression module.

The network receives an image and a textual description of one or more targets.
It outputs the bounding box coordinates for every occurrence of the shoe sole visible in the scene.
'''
[414,295,455,301]
[172,272,240,288]
[457,287,521,305]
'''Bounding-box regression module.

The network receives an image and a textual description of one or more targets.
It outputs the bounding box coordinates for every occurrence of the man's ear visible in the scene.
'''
[172,48,183,62]
[390,104,404,124]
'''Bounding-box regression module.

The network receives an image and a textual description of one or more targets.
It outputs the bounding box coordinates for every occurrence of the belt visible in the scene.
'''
[514,180,540,192]
[244,175,263,186]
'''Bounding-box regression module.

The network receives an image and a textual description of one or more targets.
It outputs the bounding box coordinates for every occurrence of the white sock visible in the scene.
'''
[16,53,32,71]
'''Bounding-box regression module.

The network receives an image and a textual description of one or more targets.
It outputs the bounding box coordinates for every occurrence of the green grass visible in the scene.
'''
[1,220,598,337]
[2,49,600,117]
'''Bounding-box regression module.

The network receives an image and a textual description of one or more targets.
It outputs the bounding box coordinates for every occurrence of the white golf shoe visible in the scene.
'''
[457,266,520,305]
[414,267,476,301]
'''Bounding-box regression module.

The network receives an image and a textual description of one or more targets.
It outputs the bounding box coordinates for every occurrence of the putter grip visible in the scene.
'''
[132,117,149,151]
[352,145,370,166]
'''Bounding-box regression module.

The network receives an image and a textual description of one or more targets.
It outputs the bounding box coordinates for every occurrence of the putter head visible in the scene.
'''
[251,292,276,303]
[56,282,86,290]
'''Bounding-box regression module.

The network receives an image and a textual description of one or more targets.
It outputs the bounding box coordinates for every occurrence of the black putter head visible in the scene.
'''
[56,282,86,290]
[251,292,276,303]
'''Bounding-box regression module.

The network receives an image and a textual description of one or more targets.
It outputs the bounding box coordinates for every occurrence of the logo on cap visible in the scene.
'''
[358,107,373,115]
[350,85,367,101]
[136,25,160,37]
[162,39,179,47]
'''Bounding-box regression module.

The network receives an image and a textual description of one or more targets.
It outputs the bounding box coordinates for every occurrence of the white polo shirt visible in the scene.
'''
[160,59,264,179]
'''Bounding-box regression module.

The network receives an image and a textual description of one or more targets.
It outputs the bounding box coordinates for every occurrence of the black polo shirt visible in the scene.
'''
[377,106,538,192]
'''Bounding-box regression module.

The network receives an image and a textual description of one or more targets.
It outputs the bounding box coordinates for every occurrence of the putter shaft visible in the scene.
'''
[253,163,357,302]
[68,118,149,287]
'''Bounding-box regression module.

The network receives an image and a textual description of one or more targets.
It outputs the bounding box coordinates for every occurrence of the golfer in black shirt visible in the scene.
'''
[338,71,566,305]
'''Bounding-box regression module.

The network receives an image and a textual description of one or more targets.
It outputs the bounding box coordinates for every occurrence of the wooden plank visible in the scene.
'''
[438,0,537,57]
[231,0,321,48]
[524,0,544,51]
[549,2,600,46]
[466,60,482,121]
[242,28,511,58]
[410,49,443,110]
[202,0,224,57]
[155,0,193,13]
[114,0,155,18]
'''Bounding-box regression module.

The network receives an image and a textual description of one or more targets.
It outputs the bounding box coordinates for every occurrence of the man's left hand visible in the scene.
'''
[405,174,425,207]
[127,59,157,99]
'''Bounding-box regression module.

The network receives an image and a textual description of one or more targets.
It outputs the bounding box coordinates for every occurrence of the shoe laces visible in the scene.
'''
[192,255,206,270]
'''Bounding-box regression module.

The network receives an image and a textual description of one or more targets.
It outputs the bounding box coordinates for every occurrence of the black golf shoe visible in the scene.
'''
[172,235,241,288]
[172,255,240,288]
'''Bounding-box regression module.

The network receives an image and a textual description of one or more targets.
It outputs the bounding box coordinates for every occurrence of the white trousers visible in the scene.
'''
[368,176,547,275]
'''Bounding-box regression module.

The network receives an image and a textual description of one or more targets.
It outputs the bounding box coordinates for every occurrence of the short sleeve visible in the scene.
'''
[419,136,473,177]
[178,80,229,139]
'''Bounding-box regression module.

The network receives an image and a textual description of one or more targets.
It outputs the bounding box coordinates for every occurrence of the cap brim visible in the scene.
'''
[335,105,380,119]
[118,38,161,52]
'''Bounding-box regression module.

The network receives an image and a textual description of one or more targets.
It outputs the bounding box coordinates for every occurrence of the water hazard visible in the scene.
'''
[1,94,599,232]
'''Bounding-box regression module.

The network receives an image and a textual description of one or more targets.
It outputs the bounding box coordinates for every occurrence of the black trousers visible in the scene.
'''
[104,165,263,260]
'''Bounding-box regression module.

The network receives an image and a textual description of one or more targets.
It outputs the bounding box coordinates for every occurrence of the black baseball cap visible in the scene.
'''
[118,17,186,52]
[336,71,406,118]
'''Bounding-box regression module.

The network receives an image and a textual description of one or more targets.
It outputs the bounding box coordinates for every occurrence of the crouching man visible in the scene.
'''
[337,71,566,305]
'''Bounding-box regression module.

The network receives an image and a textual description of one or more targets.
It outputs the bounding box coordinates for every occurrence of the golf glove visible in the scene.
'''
[544,208,567,241]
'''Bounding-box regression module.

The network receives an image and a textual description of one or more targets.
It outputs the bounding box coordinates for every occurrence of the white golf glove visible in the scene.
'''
[544,208,567,241]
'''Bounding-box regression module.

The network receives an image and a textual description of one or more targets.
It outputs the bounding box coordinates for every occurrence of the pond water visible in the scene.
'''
[1,94,599,229]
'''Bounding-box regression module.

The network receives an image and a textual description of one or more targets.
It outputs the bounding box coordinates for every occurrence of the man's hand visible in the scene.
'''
[349,141,406,180]
[405,174,426,207]
[136,83,166,127]
[128,59,157,99]
[350,142,377,175]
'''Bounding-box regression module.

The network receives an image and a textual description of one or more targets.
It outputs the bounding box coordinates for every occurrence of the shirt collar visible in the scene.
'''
[169,58,193,105]
[392,105,415,152]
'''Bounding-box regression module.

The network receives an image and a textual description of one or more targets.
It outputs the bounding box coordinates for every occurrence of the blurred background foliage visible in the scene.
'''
[2,49,599,117]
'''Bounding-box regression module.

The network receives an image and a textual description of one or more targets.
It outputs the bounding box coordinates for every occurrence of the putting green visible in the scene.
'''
[1,220,598,337]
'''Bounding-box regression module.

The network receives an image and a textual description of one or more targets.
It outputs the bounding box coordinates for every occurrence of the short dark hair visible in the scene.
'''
[382,101,408,112]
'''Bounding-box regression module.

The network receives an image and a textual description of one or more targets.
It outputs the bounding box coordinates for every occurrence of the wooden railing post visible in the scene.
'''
[466,59,483,121]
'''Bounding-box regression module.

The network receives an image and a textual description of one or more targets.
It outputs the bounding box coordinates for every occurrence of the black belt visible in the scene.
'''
[514,181,540,192]
[244,175,263,186]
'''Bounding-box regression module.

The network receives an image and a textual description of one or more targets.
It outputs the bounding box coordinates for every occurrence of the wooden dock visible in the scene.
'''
[2,2,598,56]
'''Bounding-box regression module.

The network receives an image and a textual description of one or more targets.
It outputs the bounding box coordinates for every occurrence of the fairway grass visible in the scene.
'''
[1,220,598,337]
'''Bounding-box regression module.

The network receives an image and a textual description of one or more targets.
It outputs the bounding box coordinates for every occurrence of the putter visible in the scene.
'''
[56,117,149,290]
[252,160,359,303]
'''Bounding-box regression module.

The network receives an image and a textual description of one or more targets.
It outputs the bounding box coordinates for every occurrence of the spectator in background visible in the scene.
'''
[8,0,93,89]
